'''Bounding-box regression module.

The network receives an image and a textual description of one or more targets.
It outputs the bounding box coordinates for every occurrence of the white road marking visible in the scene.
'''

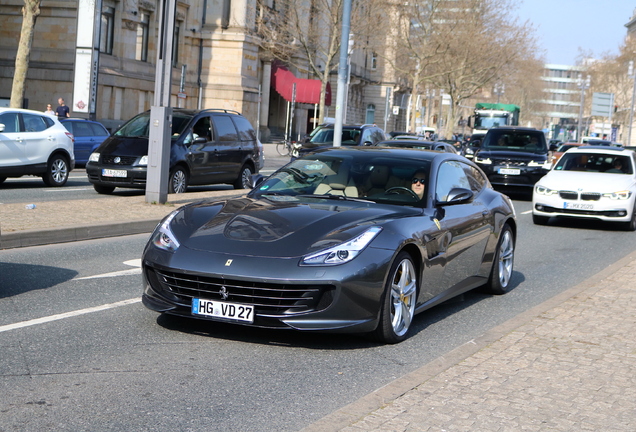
[74,259,142,280]
[0,298,141,333]
[45,187,93,192]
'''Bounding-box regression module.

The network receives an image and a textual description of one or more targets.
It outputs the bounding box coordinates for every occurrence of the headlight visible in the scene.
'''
[603,190,632,200]
[474,156,492,164]
[88,152,100,163]
[465,148,474,155]
[528,160,551,169]
[535,185,558,195]
[150,210,180,252]
[138,155,148,166]
[301,226,382,266]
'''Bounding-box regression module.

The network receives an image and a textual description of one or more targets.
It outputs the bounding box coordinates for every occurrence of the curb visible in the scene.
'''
[0,219,159,250]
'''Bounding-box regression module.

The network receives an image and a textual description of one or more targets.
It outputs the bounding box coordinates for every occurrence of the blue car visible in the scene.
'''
[60,118,110,165]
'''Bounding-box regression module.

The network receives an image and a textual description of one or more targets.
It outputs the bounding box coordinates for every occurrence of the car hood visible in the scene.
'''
[538,170,636,192]
[170,197,419,258]
[477,150,548,161]
[96,136,151,156]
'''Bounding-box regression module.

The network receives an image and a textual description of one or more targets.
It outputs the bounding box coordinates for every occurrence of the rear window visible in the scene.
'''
[482,130,547,154]
[214,115,239,142]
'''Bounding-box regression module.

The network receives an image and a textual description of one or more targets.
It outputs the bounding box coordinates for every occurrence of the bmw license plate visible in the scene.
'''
[191,298,254,323]
[498,168,520,175]
[564,202,593,210]
[102,169,127,178]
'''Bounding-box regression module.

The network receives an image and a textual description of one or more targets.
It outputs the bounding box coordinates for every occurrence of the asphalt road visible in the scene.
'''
[1,200,635,431]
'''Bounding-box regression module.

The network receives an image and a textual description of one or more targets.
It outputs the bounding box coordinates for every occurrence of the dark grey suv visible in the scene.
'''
[86,109,262,194]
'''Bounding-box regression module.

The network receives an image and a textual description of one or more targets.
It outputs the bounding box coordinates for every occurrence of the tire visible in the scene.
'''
[42,155,70,187]
[483,225,515,295]
[532,213,549,225]
[233,164,253,190]
[372,252,418,344]
[621,202,636,231]
[168,166,189,194]
[276,142,290,156]
[94,184,115,194]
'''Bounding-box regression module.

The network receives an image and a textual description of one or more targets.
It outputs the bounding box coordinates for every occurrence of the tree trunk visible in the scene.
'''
[10,0,41,109]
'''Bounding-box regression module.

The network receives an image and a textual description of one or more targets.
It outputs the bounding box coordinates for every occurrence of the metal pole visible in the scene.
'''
[332,0,352,147]
[628,61,636,146]
[383,87,391,132]
[576,75,590,143]
[438,89,444,139]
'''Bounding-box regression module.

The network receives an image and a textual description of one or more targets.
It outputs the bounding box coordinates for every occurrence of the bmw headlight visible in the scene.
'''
[301,226,382,266]
[603,190,632,200]
[138,155,148,166]
[151,210,180,252]
[88,152,100,163]
[535,185,558,196]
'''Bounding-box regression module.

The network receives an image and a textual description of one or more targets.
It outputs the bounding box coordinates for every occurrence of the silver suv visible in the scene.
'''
[0,107,75,186]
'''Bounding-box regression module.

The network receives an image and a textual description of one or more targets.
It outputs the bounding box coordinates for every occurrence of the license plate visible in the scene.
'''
[564,202,594,210]
[102,169,127,178]
[191,298,254,323]
[498,168,520,175]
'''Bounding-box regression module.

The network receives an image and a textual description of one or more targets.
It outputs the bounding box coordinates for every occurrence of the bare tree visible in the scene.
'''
[10,0,41,108]
[254,0,371,124]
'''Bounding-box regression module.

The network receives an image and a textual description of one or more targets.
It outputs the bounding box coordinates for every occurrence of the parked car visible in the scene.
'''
[473,127,554,189]
[532,146,636,230]
[295,124,388,158]
[60,118,110,165]
[86,108,262,194]
[0,107,75,186]
[141,147,517,343]
[550,142,585,166]
[374,139,457,153]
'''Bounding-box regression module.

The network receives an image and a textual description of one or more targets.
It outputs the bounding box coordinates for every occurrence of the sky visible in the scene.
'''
[514,0,635,65]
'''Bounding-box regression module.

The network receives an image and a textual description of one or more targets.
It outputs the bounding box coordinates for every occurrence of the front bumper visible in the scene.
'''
[141,244,394,333]
[86,163,147,189]
[533,194,634,222]
[477,164,548,187]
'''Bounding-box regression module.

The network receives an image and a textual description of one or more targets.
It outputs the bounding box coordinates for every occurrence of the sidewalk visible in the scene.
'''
[302,251,636,431]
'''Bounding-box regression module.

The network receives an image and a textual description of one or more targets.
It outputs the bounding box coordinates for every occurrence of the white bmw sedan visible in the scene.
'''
[532,146,636,230]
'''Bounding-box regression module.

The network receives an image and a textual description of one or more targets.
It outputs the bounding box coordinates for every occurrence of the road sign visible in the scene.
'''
[591,92,614,117]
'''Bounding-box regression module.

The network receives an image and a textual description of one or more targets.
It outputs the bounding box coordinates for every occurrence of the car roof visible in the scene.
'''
[0,107,51,115]
[488,126,542,132]
[567,146,633,155]
[307,145,462,163]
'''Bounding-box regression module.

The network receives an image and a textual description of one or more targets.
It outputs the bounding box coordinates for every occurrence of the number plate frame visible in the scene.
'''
[191,298,254,323]
[102,169,128,178]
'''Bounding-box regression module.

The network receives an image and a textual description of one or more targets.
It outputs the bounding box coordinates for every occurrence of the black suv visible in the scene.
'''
[473,127,553,189]
[295,124,387,158]
[86,109,262,194]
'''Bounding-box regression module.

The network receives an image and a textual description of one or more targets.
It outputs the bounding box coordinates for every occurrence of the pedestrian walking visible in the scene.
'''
[44,104,55,116]
[55,98,70,118]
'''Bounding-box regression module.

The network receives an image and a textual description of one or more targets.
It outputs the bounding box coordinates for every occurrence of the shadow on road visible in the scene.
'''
[0,262,78,298]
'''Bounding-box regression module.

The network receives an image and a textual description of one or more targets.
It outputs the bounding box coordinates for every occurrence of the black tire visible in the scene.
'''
[233,164,253,189]
[94,184,115,194]
[168,166,189,194]
[621,203,636,231]
[532,214,549,225]
[42,155,70,187]
[483,224,515,295]
[372,252,418,344]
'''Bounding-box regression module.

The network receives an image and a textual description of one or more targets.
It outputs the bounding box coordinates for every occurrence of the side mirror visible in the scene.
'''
[549,144,558,151]
[438,188,474,206]
[251,174,266,189]
[363,141,373,146]
[0,123,4,132]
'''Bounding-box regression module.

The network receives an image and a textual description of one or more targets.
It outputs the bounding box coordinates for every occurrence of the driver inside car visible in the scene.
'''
[411,169,427,200]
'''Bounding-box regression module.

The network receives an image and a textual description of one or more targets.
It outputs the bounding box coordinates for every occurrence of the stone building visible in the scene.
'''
[0,0,408,139]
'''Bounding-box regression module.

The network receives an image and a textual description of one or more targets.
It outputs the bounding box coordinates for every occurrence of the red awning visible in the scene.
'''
[271,63,331,106]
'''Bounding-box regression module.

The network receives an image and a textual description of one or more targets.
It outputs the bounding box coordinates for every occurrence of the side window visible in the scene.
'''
[361,128,373,144]
[231,115,256,141]
[90,123,109,136]
[191,116,213,141]
[61,122,74,134]
[436,161,470,201]
[23,113,48,132]
[462,163,487,193]
[0,112,19,133]
[74,121,93,137]
[214,115,239,142]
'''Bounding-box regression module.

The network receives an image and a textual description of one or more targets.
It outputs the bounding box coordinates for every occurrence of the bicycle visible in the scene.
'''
[276,140,293,156]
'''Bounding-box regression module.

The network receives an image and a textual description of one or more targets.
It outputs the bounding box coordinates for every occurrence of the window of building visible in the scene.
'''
[371,52,378,70]
[172,23,180,67]
[100,7,115,55]
[366,104,375,124]
[135,13,150,62]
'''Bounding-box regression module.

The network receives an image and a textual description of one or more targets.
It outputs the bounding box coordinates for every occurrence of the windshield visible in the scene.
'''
[309,128,362,146]
[482,130,547,154]
[474,115,509,129]
[114,112,192,138]
[554,153,633,174]
[250,153,431,206]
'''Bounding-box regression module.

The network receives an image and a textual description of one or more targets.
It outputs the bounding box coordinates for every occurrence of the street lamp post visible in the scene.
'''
[576,74,591,143]
[628,61,636,146]
[493,82,505,104]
